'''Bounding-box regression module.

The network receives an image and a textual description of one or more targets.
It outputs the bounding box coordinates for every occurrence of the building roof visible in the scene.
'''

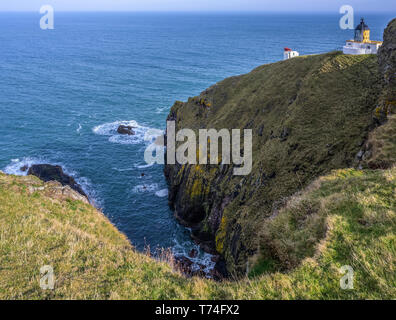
[346,40,382,44]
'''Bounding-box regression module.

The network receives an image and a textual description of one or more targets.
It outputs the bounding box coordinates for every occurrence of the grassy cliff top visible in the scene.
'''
[1,166,394,299]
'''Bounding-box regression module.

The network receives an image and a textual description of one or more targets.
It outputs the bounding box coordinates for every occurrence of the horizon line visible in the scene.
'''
[0,9,395,14]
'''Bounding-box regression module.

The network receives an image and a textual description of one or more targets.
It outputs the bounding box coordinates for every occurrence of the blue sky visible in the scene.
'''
[1,0,395,12]
[0,0,396,12]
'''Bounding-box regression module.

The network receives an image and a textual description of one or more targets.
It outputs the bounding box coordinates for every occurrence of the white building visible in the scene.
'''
[284,48,299,60]
[343,18,383,55]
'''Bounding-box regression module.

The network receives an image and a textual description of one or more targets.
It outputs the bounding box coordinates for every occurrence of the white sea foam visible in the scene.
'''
[111,167,135,172]
[135,163,154,169]
[155,106,167,114]
[172,239,216,275]
[4,157,46,176]
[92,120,163,145]
[132,183,159,193]
[155,189,168,198]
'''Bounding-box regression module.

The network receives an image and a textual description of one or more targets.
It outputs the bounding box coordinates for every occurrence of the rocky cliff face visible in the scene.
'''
[378,18,396,106]
[165,20,395,276]
[359,18,396,170]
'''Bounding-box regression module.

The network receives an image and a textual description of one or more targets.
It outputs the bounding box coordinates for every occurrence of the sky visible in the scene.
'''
[0,0,395,13]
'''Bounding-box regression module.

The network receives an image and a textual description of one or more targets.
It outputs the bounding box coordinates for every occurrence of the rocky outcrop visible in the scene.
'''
[373,18,396,124]
[173,255,226,281]
[27,164,88,200]
[117,125,135,135]
[30,180,89,204]
[165,50,383,276]
[378,18,396,93]
[357,18,396,169]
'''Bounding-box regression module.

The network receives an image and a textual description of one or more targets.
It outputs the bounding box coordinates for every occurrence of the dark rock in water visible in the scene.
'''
[117,125,135,135]
[174,256,194,276]
[174,255,211,278]
[20,165,29,172]
[27,164,88,199]
[188,249,198,258]
[198,263,206,271]
[211,255,220,263]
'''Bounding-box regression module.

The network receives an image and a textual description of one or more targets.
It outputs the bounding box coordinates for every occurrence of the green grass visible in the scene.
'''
[365,115,396,169]
[0,167,394,299]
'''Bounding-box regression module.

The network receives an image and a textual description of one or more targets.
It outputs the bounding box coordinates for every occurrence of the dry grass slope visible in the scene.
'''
[0,167,394,300]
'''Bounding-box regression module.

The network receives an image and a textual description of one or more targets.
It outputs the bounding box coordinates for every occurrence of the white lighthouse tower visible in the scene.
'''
[343,18,383,55]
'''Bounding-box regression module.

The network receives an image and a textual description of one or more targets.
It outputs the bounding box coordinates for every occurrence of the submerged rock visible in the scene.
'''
[174,256,194,276]
[117,125,135,135]
[27,164,88,199]
[188,249,198,258]
[174,255,214,279]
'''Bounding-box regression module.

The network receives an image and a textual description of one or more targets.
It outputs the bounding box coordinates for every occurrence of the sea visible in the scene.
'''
[0,12,394,270]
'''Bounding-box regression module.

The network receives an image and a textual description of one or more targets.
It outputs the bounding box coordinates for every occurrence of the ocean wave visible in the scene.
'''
[155,189,168,198]
[92,120,163,145]
[3,157,102,208]
[135,163,154,169]
[172,240,216,274]
[111,167,135,172]
[132,184,169,198]
[132,183,159,193]
[155,106,167,114]
[4,157,47,176]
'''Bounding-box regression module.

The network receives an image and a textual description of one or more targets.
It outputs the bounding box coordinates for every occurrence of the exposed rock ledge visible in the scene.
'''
[26,164,88,201]
[29,180,89,204]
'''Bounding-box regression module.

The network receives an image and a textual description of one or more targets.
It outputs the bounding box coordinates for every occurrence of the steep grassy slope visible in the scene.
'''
[165,51,382,275]
[361,18,396,170]
[0,168,394,299]
[0,173,193,299]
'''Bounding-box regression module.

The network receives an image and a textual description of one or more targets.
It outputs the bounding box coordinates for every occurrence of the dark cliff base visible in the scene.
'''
[165,20,396,277]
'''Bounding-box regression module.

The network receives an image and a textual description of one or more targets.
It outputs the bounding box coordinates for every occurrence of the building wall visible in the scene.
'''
[284,51,299,60]
[363,30,371,42]
[343,41,381,55]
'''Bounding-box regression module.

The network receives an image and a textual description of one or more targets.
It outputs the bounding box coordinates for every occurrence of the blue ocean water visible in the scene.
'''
[0,12,394,267]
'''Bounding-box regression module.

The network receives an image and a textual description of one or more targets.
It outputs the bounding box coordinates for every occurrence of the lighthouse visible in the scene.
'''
[343,18,383,55]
